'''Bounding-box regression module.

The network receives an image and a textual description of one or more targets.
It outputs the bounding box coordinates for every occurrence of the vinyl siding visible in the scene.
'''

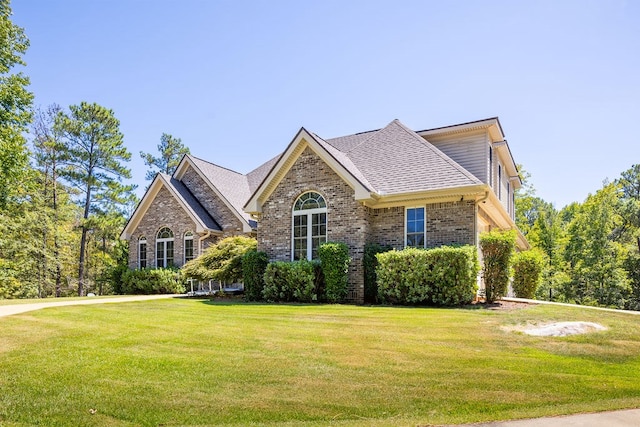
[424,130,489,183]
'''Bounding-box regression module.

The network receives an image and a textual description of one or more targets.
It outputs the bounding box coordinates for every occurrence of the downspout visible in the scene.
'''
[475,191,490,302]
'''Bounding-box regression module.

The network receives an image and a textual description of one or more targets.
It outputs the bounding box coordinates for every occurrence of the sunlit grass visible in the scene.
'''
[0,299,639,426]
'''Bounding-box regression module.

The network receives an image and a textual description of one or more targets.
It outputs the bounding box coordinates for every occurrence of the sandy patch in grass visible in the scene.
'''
[506,321,607,337]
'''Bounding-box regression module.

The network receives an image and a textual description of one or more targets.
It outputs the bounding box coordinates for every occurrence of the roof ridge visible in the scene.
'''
[188,154,245,176]
[396,120,482,183]
[344,119,399,155]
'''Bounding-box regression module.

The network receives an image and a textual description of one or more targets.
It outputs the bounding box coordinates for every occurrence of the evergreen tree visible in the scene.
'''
[55,102,135,296]
[140,133,190,181]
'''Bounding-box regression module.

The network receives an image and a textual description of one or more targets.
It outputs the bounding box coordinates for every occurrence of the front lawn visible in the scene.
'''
[0,299,639,426]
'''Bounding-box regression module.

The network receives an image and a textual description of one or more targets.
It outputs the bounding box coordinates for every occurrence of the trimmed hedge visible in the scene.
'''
[318,242,350,303]
[364,243,392,304]
[242,250,269,301]
[263,260,316,303]
[479,230,516,303]
[376,245,479,306]
[512,250,544,299]
[121,268,186,294]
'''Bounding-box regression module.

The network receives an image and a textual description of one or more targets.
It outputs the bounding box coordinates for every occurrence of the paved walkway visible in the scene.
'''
[0,294,179,318]
[454,408,640,426]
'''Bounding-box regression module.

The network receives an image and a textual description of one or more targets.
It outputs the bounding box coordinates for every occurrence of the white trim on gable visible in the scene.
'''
[173,155,254,233]
[244,128,376,214]
[120,174,220,240]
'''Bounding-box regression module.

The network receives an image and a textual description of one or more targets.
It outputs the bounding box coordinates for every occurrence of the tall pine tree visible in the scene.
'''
[55,102,135,296]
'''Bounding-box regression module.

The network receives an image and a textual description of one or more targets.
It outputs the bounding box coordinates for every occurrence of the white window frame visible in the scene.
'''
[184,231,194,264]
[405,206,426,248]
[156,227,174,268]
[291,191,327,261]
[138,237,147,269]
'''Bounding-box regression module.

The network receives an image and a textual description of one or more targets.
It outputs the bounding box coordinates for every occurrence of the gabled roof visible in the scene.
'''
[331,119,482,195]
[120,173,221,240]
[174,155,266,233]
[245,119,487,213]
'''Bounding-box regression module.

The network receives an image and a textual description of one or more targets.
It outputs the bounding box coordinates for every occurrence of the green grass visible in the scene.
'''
[0,299,639,426]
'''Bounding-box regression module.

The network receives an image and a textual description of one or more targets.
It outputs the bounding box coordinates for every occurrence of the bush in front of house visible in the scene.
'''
[262,260,316,302]
[376,245,479,306]
[121,268,187,294]
[183,236,257,284]
[512,249,545,299]
[242,249,269,301]
[364,243,392,304]
[479,230,516,303]
[318,242,350,303]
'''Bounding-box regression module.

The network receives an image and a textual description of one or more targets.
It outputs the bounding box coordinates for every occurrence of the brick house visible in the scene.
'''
[121,117,527,302]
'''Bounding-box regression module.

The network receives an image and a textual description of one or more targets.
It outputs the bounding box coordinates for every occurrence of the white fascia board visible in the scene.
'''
[120,174,210,240]
[177,155,253,233]
[244,128,374,214]
[366,184,488,208]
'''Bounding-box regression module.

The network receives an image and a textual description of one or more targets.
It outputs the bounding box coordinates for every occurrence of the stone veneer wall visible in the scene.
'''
[180,166,245,237]
[258,147,369,303]
[128,187,202,269]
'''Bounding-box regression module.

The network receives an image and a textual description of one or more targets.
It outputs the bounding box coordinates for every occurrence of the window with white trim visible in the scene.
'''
[138,237,147,269]
[156,227,174,268]
[292,192,327,260]
[184,231,194,264]
[405,207,425,248]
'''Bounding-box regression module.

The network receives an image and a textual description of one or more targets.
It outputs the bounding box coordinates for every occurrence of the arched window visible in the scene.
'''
[156,227,174,268]
[292,192,327,260]
[184,231,194,264]
[138,237,147,269]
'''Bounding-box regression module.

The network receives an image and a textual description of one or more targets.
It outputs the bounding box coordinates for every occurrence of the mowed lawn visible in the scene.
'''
[1,299,640,426]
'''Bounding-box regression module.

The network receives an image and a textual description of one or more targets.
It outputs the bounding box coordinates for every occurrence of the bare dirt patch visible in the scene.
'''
[505,321,607,337]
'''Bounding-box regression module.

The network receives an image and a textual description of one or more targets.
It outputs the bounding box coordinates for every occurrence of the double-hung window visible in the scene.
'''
[156,227,174,268]
[292,192,327,260]
[184,231,194,264]
[138,237,147,268]
[405,207,425,248]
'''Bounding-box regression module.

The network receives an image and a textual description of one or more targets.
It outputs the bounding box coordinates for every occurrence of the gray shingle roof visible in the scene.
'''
[325,119,482,195]
[185,119,484,221]
[162,174,222,231]
[188,156,254,224]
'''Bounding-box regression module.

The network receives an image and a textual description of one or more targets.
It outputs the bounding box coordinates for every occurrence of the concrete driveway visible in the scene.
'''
[0,294,179,318]
[451,408,640,427]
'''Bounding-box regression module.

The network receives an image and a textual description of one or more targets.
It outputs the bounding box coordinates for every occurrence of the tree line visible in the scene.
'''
[0,0,188,297]
[515,164,640,309]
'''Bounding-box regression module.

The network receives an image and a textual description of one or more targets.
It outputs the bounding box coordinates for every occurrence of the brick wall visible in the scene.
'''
[258,147,369,303]
[368,206,405,249]
[425,201,476,247]
[180,166,245,237]
[128,187,201,269]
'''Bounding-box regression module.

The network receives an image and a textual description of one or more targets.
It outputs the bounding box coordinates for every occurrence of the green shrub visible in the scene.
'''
[364,243,392,304]
[183,236,256,284]
[624,252,640,310]
[479,230,516,303]
[263,261,316,303]
[376,245,479,306]
[121,268,186,294]
[242,250,269,301]
[512,250,545,299]
[318,242,350,303]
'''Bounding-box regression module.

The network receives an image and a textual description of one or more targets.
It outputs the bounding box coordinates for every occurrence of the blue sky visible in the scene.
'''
[12,0,640,208]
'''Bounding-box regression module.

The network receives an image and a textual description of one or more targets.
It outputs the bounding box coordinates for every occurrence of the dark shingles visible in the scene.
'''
[163,174,222,231]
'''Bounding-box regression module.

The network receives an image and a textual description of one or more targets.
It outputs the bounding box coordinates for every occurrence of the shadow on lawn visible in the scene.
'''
[187,296,531,311]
